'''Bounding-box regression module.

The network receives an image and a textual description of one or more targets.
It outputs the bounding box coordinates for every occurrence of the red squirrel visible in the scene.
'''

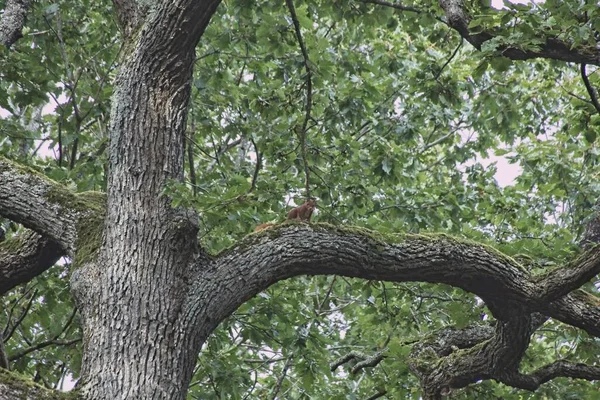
[254,199,316,232]
[287,199,317,222]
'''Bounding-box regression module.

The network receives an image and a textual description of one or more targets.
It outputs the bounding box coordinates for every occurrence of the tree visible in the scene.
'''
[1,0,599,398]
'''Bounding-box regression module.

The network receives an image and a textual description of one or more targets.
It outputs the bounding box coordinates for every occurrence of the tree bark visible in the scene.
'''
[0,0,32,48]
[1,0,600,398]
[69,1,221,398]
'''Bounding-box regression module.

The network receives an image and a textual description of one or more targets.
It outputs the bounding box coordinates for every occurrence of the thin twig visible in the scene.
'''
[359,0,446,24]
[285,0,313,198]
[434,40,462,80]
[580,64,600,114]
[9,338,81,361]
[9,307,79,361]
[236,43,249,86]
[360,0,420,13]
[4,289,38,342]
[241,370,258,400]
[249,138,262,193]
[3,285,37,338]
[270,354,294,400]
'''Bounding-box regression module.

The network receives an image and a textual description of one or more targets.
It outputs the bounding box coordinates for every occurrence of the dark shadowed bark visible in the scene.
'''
[0,230,62,296]
[438,0,600,66]
[0,0,32,48]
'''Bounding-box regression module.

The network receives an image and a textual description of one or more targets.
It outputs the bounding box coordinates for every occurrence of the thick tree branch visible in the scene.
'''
[112,0,142,39]
[192,225,599,343]
[535,244,600,302]
[543,291,600,337]
[0,369,72,399]
[0,158,78,253]
[0,0,32,48]
[206,225,533,317]
[406,312,579,396]
[411,323,495,358]
[411,313,536,397]
[439,0,600,66]
[124,0,222,57]
[0,230,63,296]
[0,157,106,278]
[499,360,600,391]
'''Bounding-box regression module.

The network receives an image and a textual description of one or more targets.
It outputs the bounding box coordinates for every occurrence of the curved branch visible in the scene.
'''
[184,225,599,395]
[411,313,536,397]
[580,64,600,114]
[407,313,562,396]
[0,158,78,253]
[0,158,106,270]
[535,244,600,302]
[0,230,63,296]
[193,225,599,340]
[211,225,533,310]
[439,0,600,66]
[0,0,32,48]
[500,361,600,391]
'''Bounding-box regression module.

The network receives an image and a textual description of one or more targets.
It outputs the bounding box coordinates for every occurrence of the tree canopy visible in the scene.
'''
[0,0,599,399]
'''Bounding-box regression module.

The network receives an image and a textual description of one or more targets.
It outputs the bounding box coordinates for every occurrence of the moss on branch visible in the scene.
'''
[0,368,79,399]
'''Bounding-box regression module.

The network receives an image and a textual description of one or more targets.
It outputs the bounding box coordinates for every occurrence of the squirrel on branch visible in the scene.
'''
[286,199,317,221]
[254,199,317,232]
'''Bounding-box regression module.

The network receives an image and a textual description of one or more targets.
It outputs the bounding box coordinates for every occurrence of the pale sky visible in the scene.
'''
[0,0,537,186]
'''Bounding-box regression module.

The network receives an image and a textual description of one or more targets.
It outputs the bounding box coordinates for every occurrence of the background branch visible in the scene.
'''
[0,231,63,296]
[580,64,600,114]
[285,0,313,198]
[0,0,32,48]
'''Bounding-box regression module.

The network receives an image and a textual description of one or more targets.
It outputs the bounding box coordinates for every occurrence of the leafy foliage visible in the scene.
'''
[1,0,599,398]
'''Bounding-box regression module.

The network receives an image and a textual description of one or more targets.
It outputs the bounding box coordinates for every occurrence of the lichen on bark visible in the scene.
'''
[72,192,106,267]
[43,185,107,267]
[0,369,78,400]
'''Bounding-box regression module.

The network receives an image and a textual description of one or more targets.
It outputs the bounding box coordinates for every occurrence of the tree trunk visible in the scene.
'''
[2,1,600,398]
[69,3,220,396]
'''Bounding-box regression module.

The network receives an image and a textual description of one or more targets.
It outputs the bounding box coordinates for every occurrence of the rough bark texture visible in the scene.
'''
[0,0,31,48]
[0,230,62,296]
[0,158,79,254]
[0,158,105,294]
[1,0,600,399]
[68,1,222,398]
[438,0,600,66]
[0,369,73,400]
